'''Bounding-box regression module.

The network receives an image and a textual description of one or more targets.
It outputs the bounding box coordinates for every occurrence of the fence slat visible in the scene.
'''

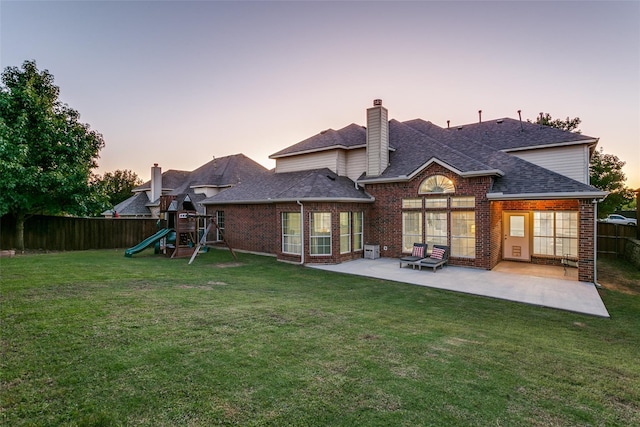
[1,215,159,250]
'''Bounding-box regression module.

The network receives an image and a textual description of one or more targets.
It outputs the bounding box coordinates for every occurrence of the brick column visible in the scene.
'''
[578,200,595,282]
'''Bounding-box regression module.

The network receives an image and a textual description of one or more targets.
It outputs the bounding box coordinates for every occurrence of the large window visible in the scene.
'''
[282,212,301,255]
[533,211,578,257]
[425,211,447,247]
[451,211,475,258]
[310,212,332,255]
[402,212,422,252]
[402,193,476,258]
[353,211,363,251]
[340,212,351,254]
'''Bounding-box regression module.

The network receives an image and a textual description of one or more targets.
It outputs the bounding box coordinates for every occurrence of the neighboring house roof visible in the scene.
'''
[104,191,151,216]
[134,154,266,196]
[107,154,268,216]
[270,123,367,158]
[202,168,374,205]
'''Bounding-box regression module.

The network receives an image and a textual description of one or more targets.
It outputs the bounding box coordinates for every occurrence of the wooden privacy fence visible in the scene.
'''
[1,215,159,251]
[597,222,638,259]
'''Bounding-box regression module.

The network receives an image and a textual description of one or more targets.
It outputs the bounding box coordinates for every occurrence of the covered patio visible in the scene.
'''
[309,258,609,317]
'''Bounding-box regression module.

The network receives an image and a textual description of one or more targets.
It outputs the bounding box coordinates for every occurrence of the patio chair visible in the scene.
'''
[399,243,428,268]
[417,245,449,272]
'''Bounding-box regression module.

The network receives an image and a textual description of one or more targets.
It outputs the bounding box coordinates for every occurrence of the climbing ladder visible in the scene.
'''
[188,217,237,265]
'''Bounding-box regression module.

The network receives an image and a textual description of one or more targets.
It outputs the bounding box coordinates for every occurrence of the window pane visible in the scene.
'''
[425,211,447,247]
[451,211,475,258]
[451,196,475,208]
[556,211,578,257]
[216,211,225,241]
[340,212,351,254]
[509,216,525,237]
[532,211,578,256]
[282,212,301,255]
[402,212,422,252]
[310,212,331,255]
[402,198,422,209]
[425,198,447,208]
[353,212,363,251]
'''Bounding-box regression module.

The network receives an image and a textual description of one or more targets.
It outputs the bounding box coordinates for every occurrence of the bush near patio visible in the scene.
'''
[1,249,639,426]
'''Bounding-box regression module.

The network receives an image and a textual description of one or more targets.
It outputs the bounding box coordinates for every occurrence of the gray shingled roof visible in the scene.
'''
[135,169,190,193]
[134,154,267,197]
[105,191,151,217]
[357,120,499,181]
[111,154,269,216]
[270,123,367,158]
[447,118,596,151]
[202,168,374,205]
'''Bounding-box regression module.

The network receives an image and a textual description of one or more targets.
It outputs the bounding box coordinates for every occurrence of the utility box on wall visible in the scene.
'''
[364,244,380,259]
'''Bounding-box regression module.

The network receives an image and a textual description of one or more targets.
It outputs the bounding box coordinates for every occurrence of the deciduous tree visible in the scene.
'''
[589,148,634,216]
[97,169,143,209]
[0,60,105,249]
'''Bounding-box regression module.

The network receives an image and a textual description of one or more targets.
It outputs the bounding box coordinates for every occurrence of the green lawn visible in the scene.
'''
[1,249,639,426]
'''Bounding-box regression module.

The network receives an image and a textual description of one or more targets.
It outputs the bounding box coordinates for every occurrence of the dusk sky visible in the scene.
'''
[2,1,639,188]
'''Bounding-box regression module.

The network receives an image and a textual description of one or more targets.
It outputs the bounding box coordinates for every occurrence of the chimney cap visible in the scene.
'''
[153,163,159,167]
[373,99,382,106]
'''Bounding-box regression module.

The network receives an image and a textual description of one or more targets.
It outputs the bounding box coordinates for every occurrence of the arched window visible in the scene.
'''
[419,175,455,194]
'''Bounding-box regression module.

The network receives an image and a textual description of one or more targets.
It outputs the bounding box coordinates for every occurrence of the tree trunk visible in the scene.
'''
[15,212,25,251]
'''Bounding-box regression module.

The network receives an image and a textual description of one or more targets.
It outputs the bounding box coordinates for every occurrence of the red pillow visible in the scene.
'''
[411,245,424,257]
[431,247,445,260]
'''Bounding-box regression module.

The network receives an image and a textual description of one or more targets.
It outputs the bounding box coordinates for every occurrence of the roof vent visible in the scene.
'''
[496,119,503,124]
[457,126,463,130]
[326,175,336,181]
[373,99,382,106]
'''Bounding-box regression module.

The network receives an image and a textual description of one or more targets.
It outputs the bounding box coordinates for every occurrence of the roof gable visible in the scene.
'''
[270,123,366,158]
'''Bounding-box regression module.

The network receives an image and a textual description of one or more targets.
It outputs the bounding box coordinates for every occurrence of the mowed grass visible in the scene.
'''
[1,249,639,426]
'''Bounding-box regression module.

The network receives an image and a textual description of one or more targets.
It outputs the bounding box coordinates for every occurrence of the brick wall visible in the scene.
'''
[363,163,493,269]
[206,202,372,264]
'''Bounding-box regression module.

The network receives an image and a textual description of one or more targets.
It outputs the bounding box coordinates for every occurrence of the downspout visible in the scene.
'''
[593,199,601,288]
[297,200,305,265]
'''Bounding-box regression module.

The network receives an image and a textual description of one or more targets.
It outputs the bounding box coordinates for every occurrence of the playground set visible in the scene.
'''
[124,194,235,263]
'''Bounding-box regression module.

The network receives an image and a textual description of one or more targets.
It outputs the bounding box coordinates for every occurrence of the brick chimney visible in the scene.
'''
[150,163,162,202]
[366,99,389,176]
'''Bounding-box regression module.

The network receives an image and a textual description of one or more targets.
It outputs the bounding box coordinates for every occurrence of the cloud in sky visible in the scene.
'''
[2,1,638,187]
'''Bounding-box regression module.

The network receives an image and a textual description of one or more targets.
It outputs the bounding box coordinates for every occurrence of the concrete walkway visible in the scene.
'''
[309,258,610,318]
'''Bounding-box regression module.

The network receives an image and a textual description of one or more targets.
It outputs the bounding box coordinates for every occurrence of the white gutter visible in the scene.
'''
[203,196,376,205]
[297,200,305,265]
[487,191,608,201]
[501,138,599,153]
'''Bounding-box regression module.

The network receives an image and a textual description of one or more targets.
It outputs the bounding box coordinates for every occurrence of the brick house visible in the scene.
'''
[202,100,607,282]
[104,153,267,219]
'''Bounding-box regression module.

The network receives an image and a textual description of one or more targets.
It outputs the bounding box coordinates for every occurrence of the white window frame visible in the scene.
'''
[402,211,423,253]
[533,211,578,257]
[340,212,351,254]
[451,211,475,258]
[353,211,364,251]
[282,212,302,255]
[310,212,332,256]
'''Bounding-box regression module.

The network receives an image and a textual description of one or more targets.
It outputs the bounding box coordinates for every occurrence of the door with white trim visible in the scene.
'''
[503,212,530,261]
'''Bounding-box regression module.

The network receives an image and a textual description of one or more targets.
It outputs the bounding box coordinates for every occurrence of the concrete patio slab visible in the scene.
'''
[309,258,610,318]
